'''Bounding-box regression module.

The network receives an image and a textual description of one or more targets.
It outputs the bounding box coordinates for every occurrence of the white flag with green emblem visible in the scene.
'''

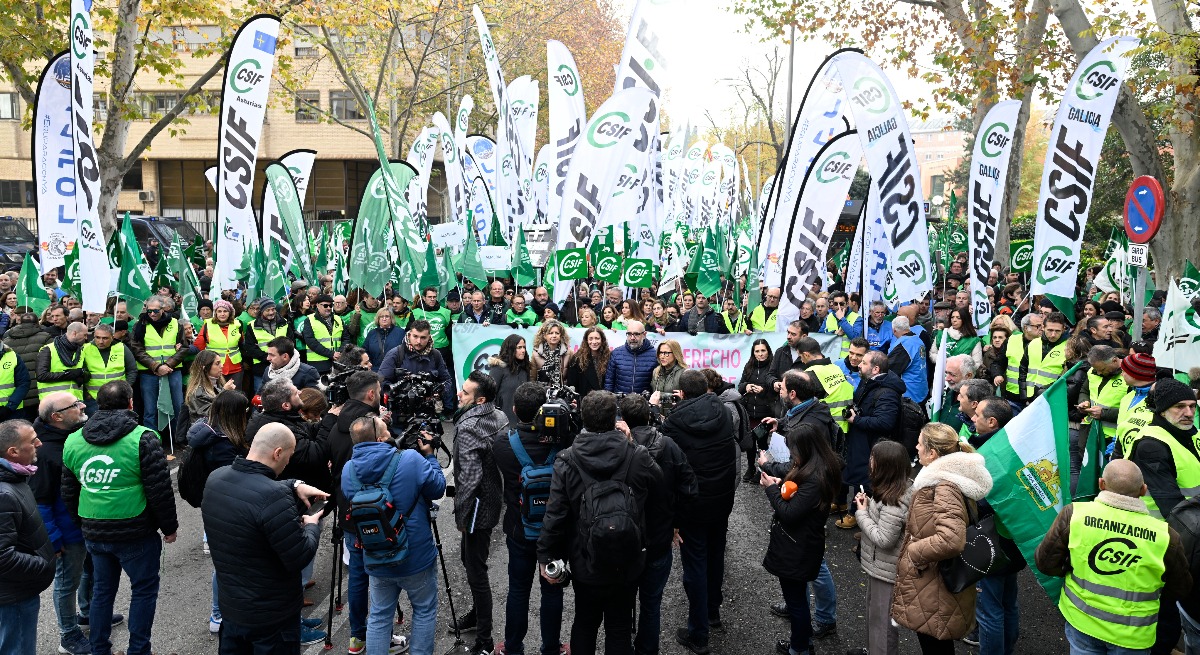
[1154,278,1200,374]
[1093,229,1130,298]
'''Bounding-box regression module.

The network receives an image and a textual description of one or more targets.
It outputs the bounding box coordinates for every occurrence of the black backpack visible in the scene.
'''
[898,395,928,458]
[570,449,645,582]
[178,421,215,508]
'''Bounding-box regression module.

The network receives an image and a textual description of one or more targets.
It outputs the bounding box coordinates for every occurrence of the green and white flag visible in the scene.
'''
[513,225,536,287]
[16,255,49,316]
[1179,260,1200,301]
[1093,229,1130,298]
[460,226,489,290]
[1154,277,1200,374]
[117,213,153,318]
[1009,239,1034,273]
[554,248,587,281]
[978,363,1083,600]
[1075,421,1104,502]
[686,228,723,298]
[418,240,440,294]
[622,258,653,288]
[351,161,418,296]
[262,161,315,282]
[263,238,289,306]
[62,241,81,301]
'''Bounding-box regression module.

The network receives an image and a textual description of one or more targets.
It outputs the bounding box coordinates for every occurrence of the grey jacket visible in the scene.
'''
[451,402,506,533]
[854,486,912,583]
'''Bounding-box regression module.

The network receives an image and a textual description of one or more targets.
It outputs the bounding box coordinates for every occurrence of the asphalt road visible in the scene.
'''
[35,444,1070,655]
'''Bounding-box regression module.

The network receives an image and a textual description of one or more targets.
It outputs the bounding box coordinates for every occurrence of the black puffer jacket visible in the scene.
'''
[493,421,561,542]
[536,429,660,585]
[320,399,379,515]
[762,473,828,583]
[28,419,76,504]
[631,425,698,559]
[738,359,779,421]
[61,409,179,542]
[247,409,331,492]
[202,457,320,628]
[660,392,738,523]
[845,371,905,488]
[0,459,55,604]
[3,320,52,408]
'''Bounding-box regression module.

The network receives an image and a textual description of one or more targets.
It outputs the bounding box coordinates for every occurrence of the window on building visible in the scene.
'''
[330,90,365,120]
[295,91,320,122]
[294,27,319,57]
[0,181,24,208]
[93,94,108,121]
[925,153,933,161]
[0,93,17,120]
[155,93,181,113]
[123,160,144,191]
[931,175,946,199]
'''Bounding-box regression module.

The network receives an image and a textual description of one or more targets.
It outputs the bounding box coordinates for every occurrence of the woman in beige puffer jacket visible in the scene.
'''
[891,424,993,654]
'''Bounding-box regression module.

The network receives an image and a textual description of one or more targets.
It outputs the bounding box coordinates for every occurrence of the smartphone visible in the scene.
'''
[306,498,328,516]
[858,485,865,496]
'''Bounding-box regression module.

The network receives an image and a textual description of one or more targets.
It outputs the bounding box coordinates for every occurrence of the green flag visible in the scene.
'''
[978,363,1083,600]
[438,246,455,297]
[166,233,188,277]
[330,248,347,295]
[364,97,424,272]
[244,242,265,304]
[315,224,329,274]
[1179,260,1200,301]
[263,239,289,305]
[117,213,153,318]
[1074,421,1104,502]
[151,252,173,292]
[687,229,723,298]
[178,261,202,323]
[106,237,121,271]
[460,226,488,290]
[594,245,623,285]
[16,255,49,315]
[351,162,417,296]
[418,240,440,293]
[62,241,81,300]
[487,213,508,248]
[554,248,587,281]
[513,225,536,287]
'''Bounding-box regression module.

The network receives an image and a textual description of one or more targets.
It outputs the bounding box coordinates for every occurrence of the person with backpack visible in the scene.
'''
[660,369,737,655]
[841,351,904,530]
[449,371,507,655]
[343,415,445,655]
[537,390,660,655]
[619,393,698,655]
[492,382,568,655]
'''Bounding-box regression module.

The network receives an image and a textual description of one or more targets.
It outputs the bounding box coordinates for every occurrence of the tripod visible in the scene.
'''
[429,507,472,655]
[323,511,345,651]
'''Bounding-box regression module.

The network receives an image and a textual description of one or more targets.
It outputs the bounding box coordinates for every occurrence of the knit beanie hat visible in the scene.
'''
[1120,352,1157,383]
[1150,378,1196,413]
[213,299,234,314]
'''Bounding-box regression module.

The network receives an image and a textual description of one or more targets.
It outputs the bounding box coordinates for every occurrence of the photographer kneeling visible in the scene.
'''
[492,382,567,655]
[380,320,455,419]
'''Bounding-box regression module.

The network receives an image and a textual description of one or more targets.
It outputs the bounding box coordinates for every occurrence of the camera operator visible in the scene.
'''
[619,393,698,655]
[320,370,391,651]
[536,391,660,654]
[491,382,567,655]
[379,320,454,418]
[263,337,321,391]
[247,378,330,492]
[659,369,737,654]
[449,371,507,655]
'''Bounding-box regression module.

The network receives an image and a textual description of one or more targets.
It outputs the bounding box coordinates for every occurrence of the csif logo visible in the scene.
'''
[980,121,1012,158]
[815,151,854,183]
[71,12,92,60]
[458,108,469,132]
[558,250,585,277]
[1011,242,1034,270]
[596,255,620,277]
[229,58,266,95]
[555,64,580,97]
[1035,245,1076,285]
[79,219,102,251]
[895,250,927,285]
[80,454,121,491]
[587,111,633,148]
[850,76,890,115]
[1075,60,1120,101]
[1088,537,1141,576]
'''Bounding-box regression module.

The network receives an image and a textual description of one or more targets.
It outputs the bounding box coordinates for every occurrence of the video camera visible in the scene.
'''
[320,361,358,406]
[533,385,581,444]
[385,370,446,452]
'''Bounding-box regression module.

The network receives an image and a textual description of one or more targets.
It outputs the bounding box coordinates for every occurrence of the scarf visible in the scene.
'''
[266,352,302,382]
[8,461,37,476]
[53,334,83,367]
[538,343,564,386]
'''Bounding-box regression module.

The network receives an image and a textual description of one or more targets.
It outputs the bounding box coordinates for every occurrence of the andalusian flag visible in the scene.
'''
[978,363,1084,600]
[16,255,49,315]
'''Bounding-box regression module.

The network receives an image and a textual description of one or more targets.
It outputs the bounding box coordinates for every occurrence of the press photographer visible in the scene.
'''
[379,320,455,417]
[386,370,448,453]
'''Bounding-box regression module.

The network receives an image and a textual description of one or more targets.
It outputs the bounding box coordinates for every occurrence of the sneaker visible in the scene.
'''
[675,628,711,655]
[301,625,327,646]
[813,622,837,639]
[962,628,979,647]
[769,600,789,618]
[302,616,323,629]
[78,612,124,627]
[58,632,90,655]
[348,637,366,654]
[389,635,410,654]
[469,639,493,655]
[208,615,222,634]
[447,608,477,633]
[835,514,857,529]
[775,639,793,655]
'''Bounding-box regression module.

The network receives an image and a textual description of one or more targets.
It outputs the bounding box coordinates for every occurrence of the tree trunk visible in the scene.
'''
[94,0,143,237]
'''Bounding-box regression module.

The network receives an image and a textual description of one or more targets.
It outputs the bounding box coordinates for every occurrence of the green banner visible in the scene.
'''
[1010,239,1033,273]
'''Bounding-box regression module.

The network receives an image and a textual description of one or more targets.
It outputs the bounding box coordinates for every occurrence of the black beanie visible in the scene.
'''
[1151,378,1196,413]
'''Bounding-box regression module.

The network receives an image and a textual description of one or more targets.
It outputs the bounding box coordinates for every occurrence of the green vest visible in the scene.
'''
[0,350,20,409]
[749,305,776,332]
[1136,425,1200,519]
[958,421,975,442]
[62,426,150,520]
[203,319,242,366]
[251,323,290,364]
[81,343,127,400]
[1028,338,1067,391]
[414,305,453,348]
[304,315,343,363]
[1084,370,1128,442]
[1061,500,1168,649]
[504,307,538,330]
[39,343,85,401]
[722,312,746,334]
[1117,390,1155,459]
[136,319,179,371]
[808,362,853,433]
[944,334,982,358]
[1003,336,1034,399]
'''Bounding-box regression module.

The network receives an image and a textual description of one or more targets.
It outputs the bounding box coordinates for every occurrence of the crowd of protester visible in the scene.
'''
[1,245,1199,655]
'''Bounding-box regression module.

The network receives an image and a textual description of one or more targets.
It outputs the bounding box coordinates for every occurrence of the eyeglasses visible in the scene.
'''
[627,331,646,337]
[658,350,672,356]
[52,401,83,414]
[147,308,163,314]
[318,303,332,308]
[831,301,846,306]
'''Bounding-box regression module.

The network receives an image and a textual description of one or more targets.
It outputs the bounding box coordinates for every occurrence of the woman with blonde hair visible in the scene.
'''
[186,349,236,421]
[576,306,598,329]
[531,319,571,386]
[650,339,686,401]
[892,423,992,654]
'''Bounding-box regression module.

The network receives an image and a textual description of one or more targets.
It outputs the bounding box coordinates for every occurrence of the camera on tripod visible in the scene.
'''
[385,370,446,451]
[533,385,581,445]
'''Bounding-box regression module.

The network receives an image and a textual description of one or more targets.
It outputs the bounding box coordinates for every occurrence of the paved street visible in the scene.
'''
[36,449,1069,655]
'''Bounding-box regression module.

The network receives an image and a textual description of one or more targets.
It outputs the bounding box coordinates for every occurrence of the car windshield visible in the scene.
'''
[156,220,202,245]
[0,221,36,243]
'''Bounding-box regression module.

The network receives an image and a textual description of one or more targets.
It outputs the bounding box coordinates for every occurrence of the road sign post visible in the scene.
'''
[1124,177,1164,341]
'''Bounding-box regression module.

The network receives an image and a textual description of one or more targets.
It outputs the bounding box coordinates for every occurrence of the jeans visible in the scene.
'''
[54,540,87,640]
[778,578,812,655]
[461,528,494,644]
[634,550,673,655]
[344,536,368,640]
[977,572,1020,655]
[808,559,837,625]
[503,536,564,655]
[139,370,182,432]
[87,534,163,655]
[219,616,301,655]
[1065,622,1150,655]
[678,518,729,643]
[212,570,221,621]
[369,564,438,655]
[0,595,40,655]
[571,582,636,655]
[1179,602,1200,655]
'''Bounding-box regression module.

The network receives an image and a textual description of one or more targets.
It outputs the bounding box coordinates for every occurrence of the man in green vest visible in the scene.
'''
[61,380,179,655]
[745,288,779,333]
[720,297,746,335]
[0,341,30,422]
[36,322,89,406]
[1129,379,1200,520]
[990,312,1044,408]
[1075,345,1126,458]
[298,294,343,375]
[81,324,137,416]
[242,299,291,394]
[413,286,454,366]
[795,337,853,434]
[131,297,188,433]
[1036,459,1191,653]
[1027,312,1069,396]
[1116,353,1159,459]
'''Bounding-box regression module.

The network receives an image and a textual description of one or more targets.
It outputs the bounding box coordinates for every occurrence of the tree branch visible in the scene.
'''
[119,56,224,171]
